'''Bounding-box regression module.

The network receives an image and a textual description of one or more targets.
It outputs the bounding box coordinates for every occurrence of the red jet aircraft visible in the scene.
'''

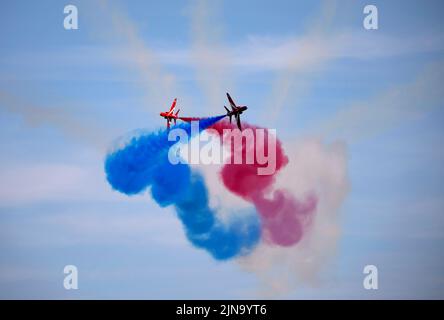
[224,92,248,130]
[160,98,180,129]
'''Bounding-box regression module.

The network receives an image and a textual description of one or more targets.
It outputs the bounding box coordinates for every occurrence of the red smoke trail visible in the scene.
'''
[210,120,317,247]
[177,117,201,122]
[178,116,225,122]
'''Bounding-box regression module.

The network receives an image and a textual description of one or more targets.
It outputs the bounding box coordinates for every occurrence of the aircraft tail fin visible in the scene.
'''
[169,98,177,112]
[224,106,232,123]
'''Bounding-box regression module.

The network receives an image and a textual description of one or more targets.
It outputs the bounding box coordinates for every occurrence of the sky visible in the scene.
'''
[0,0,443,299]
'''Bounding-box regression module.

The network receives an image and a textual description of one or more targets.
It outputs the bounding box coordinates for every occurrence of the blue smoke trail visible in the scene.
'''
[104,116,261,260]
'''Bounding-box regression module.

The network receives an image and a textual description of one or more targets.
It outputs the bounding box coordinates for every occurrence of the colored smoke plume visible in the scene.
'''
[210,120,317,247]
[105,116,261,260]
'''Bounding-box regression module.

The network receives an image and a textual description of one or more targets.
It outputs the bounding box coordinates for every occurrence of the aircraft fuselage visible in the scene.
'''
[227,106,248,117]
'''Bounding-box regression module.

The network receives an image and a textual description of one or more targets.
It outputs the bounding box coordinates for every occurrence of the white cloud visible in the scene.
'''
[37,208,188,248]
[0,162,134,205]
[314,60,444,142]
[4,30,442,78]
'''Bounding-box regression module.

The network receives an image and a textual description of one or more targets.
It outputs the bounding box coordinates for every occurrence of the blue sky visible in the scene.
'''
[0,0,443,299]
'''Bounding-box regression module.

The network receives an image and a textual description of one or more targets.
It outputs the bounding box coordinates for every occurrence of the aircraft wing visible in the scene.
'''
[226,93,237,109]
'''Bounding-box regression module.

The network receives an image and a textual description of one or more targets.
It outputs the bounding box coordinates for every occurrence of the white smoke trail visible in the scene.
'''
[0,92,108,151]
[187,0,233,113]
[261,0,338,126]
[238,137,349,296]
[93,0,179,109]
[314,60,444,142]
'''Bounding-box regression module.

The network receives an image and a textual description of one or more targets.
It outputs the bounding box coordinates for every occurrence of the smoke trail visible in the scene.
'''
[104,116,261,260]
[259,0,338,126]
[210,120,317,247]
[0,92,109,152]
[238,138,349,296]
[94,0,179,109]
[188,0,233,114]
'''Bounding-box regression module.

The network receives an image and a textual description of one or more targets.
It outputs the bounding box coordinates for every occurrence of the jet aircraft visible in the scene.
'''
[160,98,180,129]
[224,92,248,130]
